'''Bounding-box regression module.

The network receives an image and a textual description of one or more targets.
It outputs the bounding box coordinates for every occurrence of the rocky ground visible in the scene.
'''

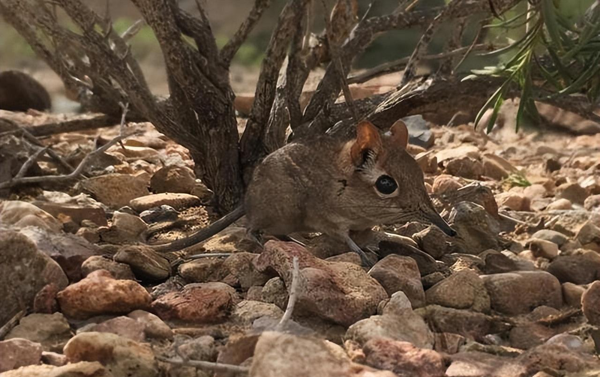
[0,104,600,377]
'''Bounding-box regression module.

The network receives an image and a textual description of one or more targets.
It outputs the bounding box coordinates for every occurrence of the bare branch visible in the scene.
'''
[220,0,273,66]
[155,355,249,374]
[23,115,121,137]
[0,310,25,340]
[14,146,49,179]
[275,256,300,332]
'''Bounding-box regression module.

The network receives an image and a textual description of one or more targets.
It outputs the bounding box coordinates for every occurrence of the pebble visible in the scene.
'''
[81,255,136,280]
[5,313,71,352]
[150,165,196,194]
[369,255,426,308]
[127,310,173,340]
[582,281,600,326]
[0,338,43,373]
[527,239,559,260]
[231,300,284,325]
[556,182,588,204]
[547,254,600,284]
[546,198,572,211]
[129,193,201,212]
[562,282,585,308]
[363,338,447,377]
[425,270,490,312]
[0,361,111,377]
[114,245,171,282]
[412,226,451,259]
[78,173,149,208]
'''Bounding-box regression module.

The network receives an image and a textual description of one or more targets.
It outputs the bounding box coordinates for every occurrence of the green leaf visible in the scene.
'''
[541,0,564,51]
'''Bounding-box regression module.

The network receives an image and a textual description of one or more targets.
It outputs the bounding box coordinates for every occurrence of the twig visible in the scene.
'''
[0,310,25,340]
[155,355,249,374]
[183,253,234,260]
[453,21,486,73]
[220,0,272,66]
[275,256,300,332]
[14,146,49,179]
[0,130,137,190]
[120,19,144,42]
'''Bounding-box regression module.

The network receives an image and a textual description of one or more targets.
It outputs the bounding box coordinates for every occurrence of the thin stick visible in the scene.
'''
[275,256,300,331]
[14,146,49,179]
[155,355,249,374]
[453,22,486,73]
[0,310,25,340]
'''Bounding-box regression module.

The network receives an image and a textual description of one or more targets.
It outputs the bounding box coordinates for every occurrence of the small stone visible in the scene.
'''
[33,283,60,314]
[447,351,526,377]
[114,245,170,282]
[178,258,226,283]
[432,175,462,195]
[544,157,562,173]
[81,256,136,280]
[378,241,439,276]
[129,193,201,212]
[363,338,447,377]
[523,184,548,202]
[139,205,179,223]
[32,201,107,227]
[556,183,589,205]
[413,226,450,259]
[481,250,519,274]
[57,270,152,319]
[562,282,585,308]
[528,239,559,260]
[584,194,600,212]
[261,277,288,310]
[346,311,434,349]
[547,254,600,284]
[127,310,173,340]
[530,229,569,247]
[449,202,501,254]
[150,165,196,194]
[0,201,62,233]
[435,145,480,163]
[495,192,527,211]
[381,291,413,316]
[104,211,147,242]
[545,334,584,352]
[445,157,484,179]
[231,300,284,325]
[416,305,506,340]
[6,313,71,352]
[88,316,146,342]
[582,281,600,326]
[0,362,115,377]
[482,154,516,181]
[40,351,67,366]
[426,270,490,312]
[482,271,562,315]
[369,255,425,308]
[64,332,158,377]
[421,272,446,289]
[176,335,217,361]
[152,282,236,323]
[78,174,149,208]
[575,220,600,246]
[509,323,555,349]
[404,115,435,149]
[0,338,43,373]
[222,252,270,289]
[546,198,572,211]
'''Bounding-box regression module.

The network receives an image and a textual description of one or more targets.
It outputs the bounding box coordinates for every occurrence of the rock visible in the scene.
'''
[261,277,288,310]
[445,157,484,179]
[0,70,51,111]
[176,335,217,362]
[517,344,600,375]
[425,270,490,312]
[222,252,270,289]
[363,338,447,377]
[482,154,516,181]
[18,227,99,282]
[0,338,43,373]
[129,193,201,212]
[56,270,152,319]
[527,239,559,260]
[250,331,395,377]
[0,229,68,327]
[254,241,388,327]
[150,165,196,194]
[102,211,147,243]
[556,183,588,205]
[32,201,107,227]
[482,271,562,315]
[0,361,112,377]
[481,250,519,274]
[127,310,173,340]
[41,351,67,367]
[5,313,71,352]
[346,311,434,349]
[546,198,572,211]
[447,351,526,377]
[433,333,465,354]
[232,300,283,325]
[0,201,62,232]
[178,258,226,283]
[33,283,60,314]
[64,332,157,377]
[413,226,451,259]
[435,145,480,163]
[448,202,500,253]
[81,256,135,280]
[421,272,445,289]
[545,334,585,352]
[575,220,600,246]
[404,115,435,149]
[495,192,527,211]
[151,282,236,323]
[431,175,462,195]
[150,276,185,300]
[584,194,600,212]
[582,281,600,326]
[113,245,170,282]
[562,282,585,308]
[369,255,425,308]
[530,229,569,247]
[381,291,413,316]
[326,252,363,265]
[547,254,600,284]
[78,174,149,208]
[416,305,506,339]
[416,152,438,174]
[523,184,548,202]
[88,316,146,342]
[509,323,555,349]
[378,241,439,276]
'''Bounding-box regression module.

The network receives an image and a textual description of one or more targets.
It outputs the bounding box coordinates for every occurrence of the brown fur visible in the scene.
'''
[0,70,51,112]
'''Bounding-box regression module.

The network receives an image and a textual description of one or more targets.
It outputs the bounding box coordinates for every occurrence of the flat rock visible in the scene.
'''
[0,338,43,373]
[416,305,506,340]
[178,258,226,283]
[0,361,112,377]
[449,202,501,254]
[100,211,147,243]
[127,310,173,340]
[435,145,480,163]
[57,270,152,319]
[0,200,62,233]
[129,193,201,212]
[530,230,569,247]
[509,323,555,349]
[6,313,71,352]
[546,253,600,284]
[575,220,600,246]
[81,256,135,280]
[254,241,388,327]
[0,229,68,327]
[345,311,434,349]
[378,241,439,275]
[369,255,426,308]
[222,252,270,289]
[88,316,146,342]
[150,165,196,194]
[113,245,170,282]
[231,300,284,325]
[556,182,588,205]
[64,332,157,377]
[151,282,236,323]
[413,226,451,259]
[381,291,413,316]
[445,157,484,179]
[363,337,447,377]
[482,271,562,315]
[426,270,490,312]
[32,201,107,227]
[250,331,395,377]
[78,174,149,209]
[404,115,435,149]
[527,239,559,260]
[447,351,526,377]
[582,281,600,326]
